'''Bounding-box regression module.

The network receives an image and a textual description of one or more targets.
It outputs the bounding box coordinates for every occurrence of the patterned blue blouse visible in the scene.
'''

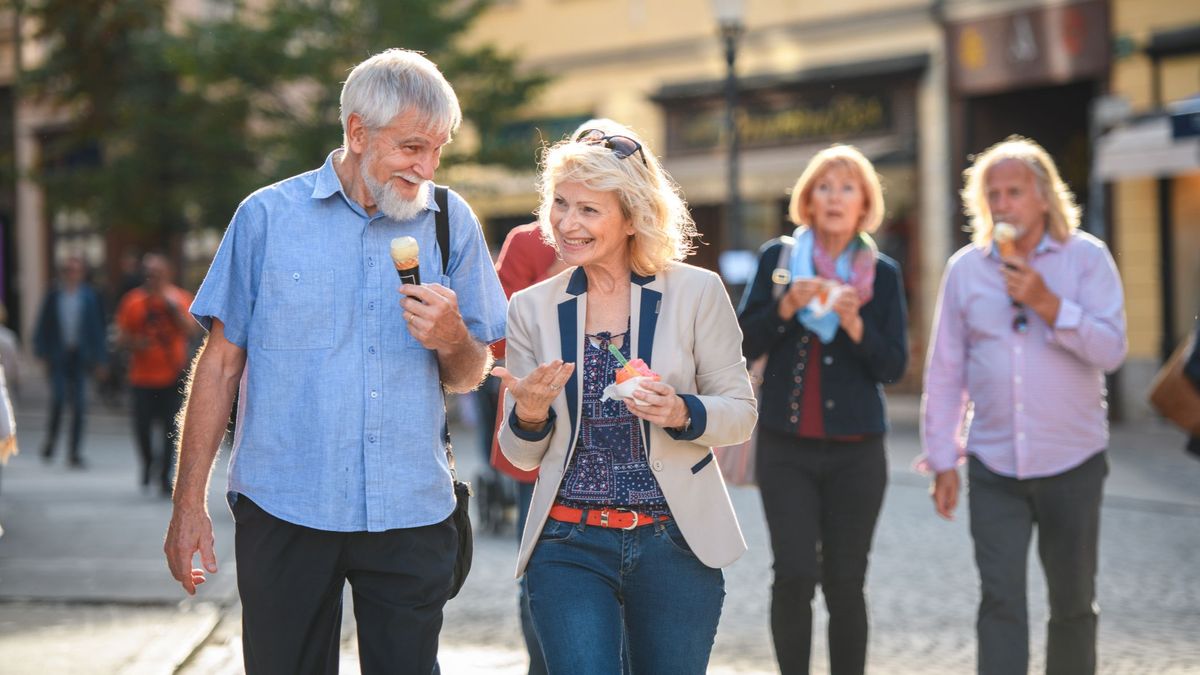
[556,329,670,516]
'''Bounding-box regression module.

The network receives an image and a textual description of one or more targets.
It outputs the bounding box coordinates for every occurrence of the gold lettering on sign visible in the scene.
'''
[739,95,886,144]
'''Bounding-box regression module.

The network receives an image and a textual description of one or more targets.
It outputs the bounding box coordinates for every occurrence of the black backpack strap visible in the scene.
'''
[431,184,461,483]
[435,186,450,275]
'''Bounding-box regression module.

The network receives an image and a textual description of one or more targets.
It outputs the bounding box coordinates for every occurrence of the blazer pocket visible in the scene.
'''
[691,451,714,474]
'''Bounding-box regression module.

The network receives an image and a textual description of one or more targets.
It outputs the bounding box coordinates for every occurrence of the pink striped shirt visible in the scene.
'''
[919,232,1127,479]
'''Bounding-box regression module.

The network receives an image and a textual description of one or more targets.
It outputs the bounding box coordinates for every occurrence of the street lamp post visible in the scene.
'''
[712,0,744,253]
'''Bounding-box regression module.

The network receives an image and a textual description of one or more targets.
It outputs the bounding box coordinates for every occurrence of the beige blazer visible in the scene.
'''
[499,262,757,577]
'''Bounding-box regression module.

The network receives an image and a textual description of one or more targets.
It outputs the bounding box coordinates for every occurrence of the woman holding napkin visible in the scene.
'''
[493,122,756,674]
[738,145,908,675]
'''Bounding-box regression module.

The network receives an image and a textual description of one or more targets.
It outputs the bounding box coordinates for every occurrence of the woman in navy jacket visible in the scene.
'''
[738,145,907,675]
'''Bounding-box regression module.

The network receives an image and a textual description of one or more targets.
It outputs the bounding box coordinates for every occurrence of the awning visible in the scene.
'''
[1094,116,1200,180]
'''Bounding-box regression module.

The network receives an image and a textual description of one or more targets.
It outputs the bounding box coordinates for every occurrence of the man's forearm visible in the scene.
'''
[437,337,492,393]
[174,344,244,509]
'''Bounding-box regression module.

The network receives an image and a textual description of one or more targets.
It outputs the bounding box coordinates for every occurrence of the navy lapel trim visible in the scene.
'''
[557,296,579,466]
[566,267,588,295]
[636,278,662,453]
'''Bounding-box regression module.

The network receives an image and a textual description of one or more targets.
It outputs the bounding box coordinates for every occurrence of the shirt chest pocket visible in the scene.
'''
[260,267,335,350]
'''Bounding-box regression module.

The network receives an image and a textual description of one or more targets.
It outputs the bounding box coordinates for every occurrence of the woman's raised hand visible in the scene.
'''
[492,360,576,427]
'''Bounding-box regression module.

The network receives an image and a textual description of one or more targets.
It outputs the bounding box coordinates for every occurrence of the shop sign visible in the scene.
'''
[666,89,893,155]
[480,114,594,167]
[949,0,1109,95]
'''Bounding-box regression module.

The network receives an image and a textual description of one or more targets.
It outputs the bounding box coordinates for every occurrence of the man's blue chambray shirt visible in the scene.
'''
[190,151,507,532]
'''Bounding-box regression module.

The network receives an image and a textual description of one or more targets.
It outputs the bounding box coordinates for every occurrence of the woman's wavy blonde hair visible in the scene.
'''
[961,135,1081,246]
[788,144,885,233]
[537,123,697,276]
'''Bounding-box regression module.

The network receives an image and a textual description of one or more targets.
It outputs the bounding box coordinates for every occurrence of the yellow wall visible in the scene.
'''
[1108,0,1200,368]
[1114,179,1161,359]
[1111,0,1200,111]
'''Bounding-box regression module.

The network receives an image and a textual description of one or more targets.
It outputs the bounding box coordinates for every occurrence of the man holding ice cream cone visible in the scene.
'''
[920,136,1127,675]
[164,49,506,674]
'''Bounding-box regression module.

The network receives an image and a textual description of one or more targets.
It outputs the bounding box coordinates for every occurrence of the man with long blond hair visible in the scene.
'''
[919,136,1127,675]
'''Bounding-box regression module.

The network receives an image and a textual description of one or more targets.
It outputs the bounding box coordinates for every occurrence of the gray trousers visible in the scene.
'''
[968,452,1107,675]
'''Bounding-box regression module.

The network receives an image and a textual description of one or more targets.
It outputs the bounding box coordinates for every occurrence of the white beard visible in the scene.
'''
[361,154,430,222]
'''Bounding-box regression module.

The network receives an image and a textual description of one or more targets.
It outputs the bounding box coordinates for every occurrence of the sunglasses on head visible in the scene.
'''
[574,128,648,167]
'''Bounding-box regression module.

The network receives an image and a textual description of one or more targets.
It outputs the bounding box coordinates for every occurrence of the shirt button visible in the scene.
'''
[789,415,798,424]
[801,336,810,344]
[368,434,377,443]
[823,356,833,365]
[790,402,799,411]
[1018,432,1026,441]
[793,376,802,384]
[1015,346,1022,355]
[798,363,805,371]
[368,257,376,267]
[825,400,835,410]
[652,460,663,471]
[1014,376,1023,384]
[368,302,375,310]
[292,272,300,280]
[1016,403,1024,411]
[368,346,376,354]
[776,325,786,334]
[370,390,378,399]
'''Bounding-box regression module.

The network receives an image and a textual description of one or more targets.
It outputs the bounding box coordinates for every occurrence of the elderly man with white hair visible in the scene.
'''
[164,49,506,674]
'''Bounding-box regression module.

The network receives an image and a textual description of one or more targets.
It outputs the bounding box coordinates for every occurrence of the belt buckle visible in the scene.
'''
[616,508,639,531]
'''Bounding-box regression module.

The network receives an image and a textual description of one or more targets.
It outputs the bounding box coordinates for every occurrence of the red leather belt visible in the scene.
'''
[549,504,670,530]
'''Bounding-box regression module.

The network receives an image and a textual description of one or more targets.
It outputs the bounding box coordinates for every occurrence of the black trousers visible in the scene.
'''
[968,453,1107,675]
[756,429,888,675]
[231,495,457,675]
[131,384,183,491]
[45,349,87,460]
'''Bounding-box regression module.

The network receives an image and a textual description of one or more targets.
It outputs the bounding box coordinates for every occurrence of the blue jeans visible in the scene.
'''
[515,481,548,675]
[526,516,724,675]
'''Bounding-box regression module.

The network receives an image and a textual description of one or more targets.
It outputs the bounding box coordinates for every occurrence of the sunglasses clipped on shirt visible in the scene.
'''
[574,128,649,167]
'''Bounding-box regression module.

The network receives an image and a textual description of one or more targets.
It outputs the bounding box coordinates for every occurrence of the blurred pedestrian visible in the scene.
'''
[33,256,108,468]
[921,136,1127,675]
[0,304,20,396]
[163,49,505,675]
[490,219,565,675]
[1187,319,1200,459]
[494,122,756,674]
[115,254,196,495]
[0,353,16,509]
[99,251,145,406]
[738,145,908,675]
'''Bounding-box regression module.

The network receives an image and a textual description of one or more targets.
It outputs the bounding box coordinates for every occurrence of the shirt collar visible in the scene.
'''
[311,150,346,201]
[310,149,440,218]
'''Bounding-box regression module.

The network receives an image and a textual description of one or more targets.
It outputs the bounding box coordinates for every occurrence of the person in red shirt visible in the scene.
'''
[116,254,197,495]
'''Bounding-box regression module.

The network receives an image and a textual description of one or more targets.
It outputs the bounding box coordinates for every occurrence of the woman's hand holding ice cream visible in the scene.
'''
[492,360,576,430]
[627,379,690,430]
[831,285,864,343]
[777,278,824,319]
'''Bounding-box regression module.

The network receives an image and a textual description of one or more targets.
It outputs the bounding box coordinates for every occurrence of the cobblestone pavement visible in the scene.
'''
[2,384,1198,674]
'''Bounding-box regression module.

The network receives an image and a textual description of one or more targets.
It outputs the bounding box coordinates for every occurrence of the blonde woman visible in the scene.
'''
[738,144,908,674]
[493,123,756,674]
